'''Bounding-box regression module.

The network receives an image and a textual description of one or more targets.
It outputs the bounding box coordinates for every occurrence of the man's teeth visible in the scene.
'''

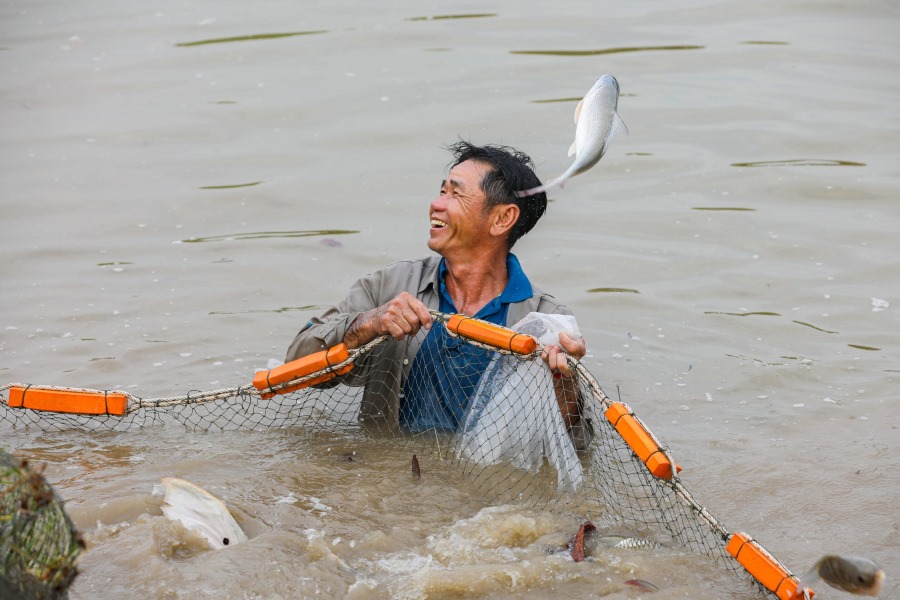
[431,219,447,228]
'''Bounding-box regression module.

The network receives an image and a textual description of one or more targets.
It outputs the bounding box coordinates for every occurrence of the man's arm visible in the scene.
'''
[342,292,433,349]
[286,263,435,361]
[542,332,586,427]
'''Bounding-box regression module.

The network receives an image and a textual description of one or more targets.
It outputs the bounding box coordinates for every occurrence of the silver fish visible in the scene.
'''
[798,555,884,597]
[517,74,627,198]
[161,477,248,550]
[597,535,659,550]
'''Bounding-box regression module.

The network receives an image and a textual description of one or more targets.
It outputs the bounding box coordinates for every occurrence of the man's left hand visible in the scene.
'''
[541,332,586,377]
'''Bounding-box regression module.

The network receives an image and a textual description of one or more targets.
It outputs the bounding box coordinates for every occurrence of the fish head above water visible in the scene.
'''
[816,555,885,596]
[160,477,248,550]
[798,554,885,597]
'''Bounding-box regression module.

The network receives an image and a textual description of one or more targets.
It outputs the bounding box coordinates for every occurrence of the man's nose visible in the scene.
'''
[430,192,447,212]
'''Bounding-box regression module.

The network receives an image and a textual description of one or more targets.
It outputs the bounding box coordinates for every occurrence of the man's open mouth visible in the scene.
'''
[430,219,447,228]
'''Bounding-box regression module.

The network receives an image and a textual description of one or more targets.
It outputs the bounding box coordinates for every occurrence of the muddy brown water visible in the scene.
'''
[2,1,898,598]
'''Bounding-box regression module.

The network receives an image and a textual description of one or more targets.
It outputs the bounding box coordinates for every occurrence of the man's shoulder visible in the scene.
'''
[506,280,573,323]
[357,255,440,298]
[376,256,440,282]
[380,255,441,272]
[530,284,572,315]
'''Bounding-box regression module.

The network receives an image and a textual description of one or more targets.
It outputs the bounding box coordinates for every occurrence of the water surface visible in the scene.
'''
[1,0,898,598]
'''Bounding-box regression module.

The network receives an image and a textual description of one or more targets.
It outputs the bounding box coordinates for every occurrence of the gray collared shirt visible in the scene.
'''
[285,255,592,447]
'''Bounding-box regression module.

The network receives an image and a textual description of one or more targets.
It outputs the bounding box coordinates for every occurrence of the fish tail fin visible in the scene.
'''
[515,176,563,199]
[796,564,821,598]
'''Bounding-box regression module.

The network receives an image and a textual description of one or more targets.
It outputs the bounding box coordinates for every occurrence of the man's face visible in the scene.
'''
[427,159,494,258]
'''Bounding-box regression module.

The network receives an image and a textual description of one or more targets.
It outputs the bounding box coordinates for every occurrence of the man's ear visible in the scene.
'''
[491,203,519,238]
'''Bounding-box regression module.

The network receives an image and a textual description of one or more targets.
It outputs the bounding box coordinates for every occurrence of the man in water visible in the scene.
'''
[286,141,590,446]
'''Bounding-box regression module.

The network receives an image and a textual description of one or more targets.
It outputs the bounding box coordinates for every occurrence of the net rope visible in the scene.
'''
[1,311,802,598]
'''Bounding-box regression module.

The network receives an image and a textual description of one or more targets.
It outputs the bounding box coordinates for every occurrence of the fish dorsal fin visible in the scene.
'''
[568,139,577,157]
[609,112,628,140]
[573,98,584,124]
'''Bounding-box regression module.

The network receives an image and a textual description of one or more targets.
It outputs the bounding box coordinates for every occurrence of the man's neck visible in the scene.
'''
[443,250,509,316]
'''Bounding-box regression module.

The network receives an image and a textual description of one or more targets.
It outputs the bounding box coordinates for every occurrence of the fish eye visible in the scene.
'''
[223,537,230,546]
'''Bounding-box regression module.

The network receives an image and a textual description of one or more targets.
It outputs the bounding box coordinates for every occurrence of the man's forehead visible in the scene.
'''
[446,160,491,189]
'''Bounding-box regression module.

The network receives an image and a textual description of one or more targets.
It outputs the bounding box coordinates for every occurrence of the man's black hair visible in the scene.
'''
[445,141,548,249]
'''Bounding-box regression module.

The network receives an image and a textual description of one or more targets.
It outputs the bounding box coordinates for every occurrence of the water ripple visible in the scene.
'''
[199,181,262,190]
[705,311,780,317]
[511,45,703,57]
[210,305,328,315]
[178,230,358,243]
[176,31,327,47]
[587,287,640,294]
[792,321,838,334]
[407,13,497,21]
[530,97,582,104]
[848,344,881,351]
[692,207,756,211]
[731,159,866,168]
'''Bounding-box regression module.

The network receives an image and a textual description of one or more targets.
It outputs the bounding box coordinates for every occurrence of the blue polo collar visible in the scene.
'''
[437,253,533,311]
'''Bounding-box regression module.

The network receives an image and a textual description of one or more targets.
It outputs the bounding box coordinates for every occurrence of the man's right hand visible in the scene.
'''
[343,292,433,348]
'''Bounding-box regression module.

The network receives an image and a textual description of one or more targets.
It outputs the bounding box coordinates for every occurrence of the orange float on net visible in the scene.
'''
[726,532,810,599]
[7,386,128,416]
[604,402,682,479]
[252,343,353,399]
[445,314,538,355]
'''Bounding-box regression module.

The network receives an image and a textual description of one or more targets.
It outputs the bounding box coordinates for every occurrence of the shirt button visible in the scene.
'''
[403,358,409,365]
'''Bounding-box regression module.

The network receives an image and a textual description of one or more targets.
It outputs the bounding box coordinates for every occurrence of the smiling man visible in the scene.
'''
[286,141,590,445]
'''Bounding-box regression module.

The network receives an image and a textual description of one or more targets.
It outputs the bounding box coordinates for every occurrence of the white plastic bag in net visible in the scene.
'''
[457,313,584,493]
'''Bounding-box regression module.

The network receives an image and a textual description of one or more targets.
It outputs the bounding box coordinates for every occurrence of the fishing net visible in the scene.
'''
[1,310,803,599]
[0,450,83,600]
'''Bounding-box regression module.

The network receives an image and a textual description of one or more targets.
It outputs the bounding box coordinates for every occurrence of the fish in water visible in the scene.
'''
[160,477,248,550]
[516,74,627,198]
[569,522,659,561]
[593,534,660,551]
[797,555,884,597]
[625,579,659,593]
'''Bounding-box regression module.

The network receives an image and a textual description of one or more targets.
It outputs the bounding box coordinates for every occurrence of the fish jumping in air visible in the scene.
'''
[516,74,627,198]
[797,554,885,597]
[160,477,248,550]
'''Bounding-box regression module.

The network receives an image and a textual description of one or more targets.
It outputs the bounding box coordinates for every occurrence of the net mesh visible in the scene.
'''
[0,450,83,600]
[1,311,800,598]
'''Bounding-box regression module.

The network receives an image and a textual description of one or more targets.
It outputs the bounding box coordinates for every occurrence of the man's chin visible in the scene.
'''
[426,234,444,253]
